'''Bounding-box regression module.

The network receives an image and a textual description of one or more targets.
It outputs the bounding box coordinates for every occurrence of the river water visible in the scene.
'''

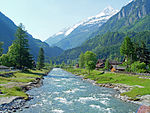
[18,68,139,113]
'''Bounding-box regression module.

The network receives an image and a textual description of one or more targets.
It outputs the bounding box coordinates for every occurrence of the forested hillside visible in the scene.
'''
[52,0,150,64]
[54,31,150,63]
[96,0,150,34]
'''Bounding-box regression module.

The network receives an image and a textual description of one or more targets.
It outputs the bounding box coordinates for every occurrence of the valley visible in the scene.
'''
[0,0,150,112]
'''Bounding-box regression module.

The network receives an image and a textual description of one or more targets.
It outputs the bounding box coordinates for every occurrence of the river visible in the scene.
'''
[18,68,139,113]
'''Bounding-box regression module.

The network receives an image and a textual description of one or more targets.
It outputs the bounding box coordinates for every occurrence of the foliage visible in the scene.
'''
[54,31,150,64]
[120,36,134,60]
[37,48,45,70]
[0,24,34,69]
[0,42,3,56]
[79,52,85,68]
[138,42,150,64]
[0,69,48,98]
[130,61,147,73]
[61,61,66,68]
[0,11,63,60]
[0,54,10,66]
[49,60,53,67]
[84,51,97,74]
[104,59,111,70]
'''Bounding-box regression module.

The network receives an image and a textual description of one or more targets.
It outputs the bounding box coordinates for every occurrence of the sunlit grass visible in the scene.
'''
[0,86,28,99]
[0,69,49,98]
[66,68,150,99]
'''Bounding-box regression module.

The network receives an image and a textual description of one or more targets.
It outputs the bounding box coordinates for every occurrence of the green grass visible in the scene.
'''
[66,68,150,99]
[0,69,49,98]
[0,86,28,99]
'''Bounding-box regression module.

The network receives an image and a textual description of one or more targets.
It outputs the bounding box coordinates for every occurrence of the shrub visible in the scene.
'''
[131,61,146,73]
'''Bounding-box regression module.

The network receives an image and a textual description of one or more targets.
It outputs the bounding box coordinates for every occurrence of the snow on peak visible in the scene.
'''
[65,22,83,36]
[83,6,118,26]
[96,6,118,18]
[55,31,64,36]
[59,6,118,36]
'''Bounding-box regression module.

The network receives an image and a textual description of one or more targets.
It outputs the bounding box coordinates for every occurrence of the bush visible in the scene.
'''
[131,61,146,73]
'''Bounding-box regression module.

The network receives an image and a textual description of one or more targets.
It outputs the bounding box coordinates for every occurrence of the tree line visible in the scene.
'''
[78,36,150,73]
[120,36,150,72]
[0,24,45,70]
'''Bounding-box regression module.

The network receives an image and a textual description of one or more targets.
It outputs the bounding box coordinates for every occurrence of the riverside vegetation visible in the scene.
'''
[0,69,49,99]
[0,24,51,101]
[65,68,150,101]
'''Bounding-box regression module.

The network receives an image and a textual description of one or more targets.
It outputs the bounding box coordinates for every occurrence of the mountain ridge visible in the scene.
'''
[53,0,150,63]
[0,11,63,60]
[45,6,118,50]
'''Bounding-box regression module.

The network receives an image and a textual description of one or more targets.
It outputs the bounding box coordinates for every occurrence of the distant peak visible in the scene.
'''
[95,6,118,18]
[103,6,114,11]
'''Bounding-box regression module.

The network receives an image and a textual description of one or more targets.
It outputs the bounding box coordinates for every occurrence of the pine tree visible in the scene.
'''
[138,42,150,65]
[49,60,53,67]
[0,42,3,56]
[2,23,33,69]
[120,36,134,66]
[37,48,45,69]
[104,59,111,70]
[79,52,85,68]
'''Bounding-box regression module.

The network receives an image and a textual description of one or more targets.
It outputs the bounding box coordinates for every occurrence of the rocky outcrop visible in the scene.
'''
[21,77,43,91]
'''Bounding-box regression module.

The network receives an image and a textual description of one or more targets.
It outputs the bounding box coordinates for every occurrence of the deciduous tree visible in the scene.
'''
[84,51,97,74]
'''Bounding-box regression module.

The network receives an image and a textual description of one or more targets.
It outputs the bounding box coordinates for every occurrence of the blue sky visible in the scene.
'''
[0,0,130,41]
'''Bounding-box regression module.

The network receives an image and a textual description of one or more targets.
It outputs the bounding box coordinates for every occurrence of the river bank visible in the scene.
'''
[16,68,139,113]
[65,68,150,106]
[0,68,51,112]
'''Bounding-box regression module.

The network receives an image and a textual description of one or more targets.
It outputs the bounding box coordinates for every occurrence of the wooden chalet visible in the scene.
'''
[96,59,106,69]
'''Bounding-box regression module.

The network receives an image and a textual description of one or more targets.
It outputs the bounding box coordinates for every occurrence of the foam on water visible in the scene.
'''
[54,97,72,104]
[89,104,101,109]
[77,97,99,104]
[63,88,80,94]
[51,109,64,113]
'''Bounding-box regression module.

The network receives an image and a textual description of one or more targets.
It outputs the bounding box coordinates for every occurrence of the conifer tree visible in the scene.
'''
[2,23,33,69]
[37,48,45,69]
[79,52,85,68]
[139,42,150,65]
[120,36,134,66]
[104,59,111,70]
[0,42,3,56]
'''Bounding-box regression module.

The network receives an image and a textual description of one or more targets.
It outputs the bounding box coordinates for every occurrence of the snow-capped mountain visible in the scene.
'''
[45,6,118,50]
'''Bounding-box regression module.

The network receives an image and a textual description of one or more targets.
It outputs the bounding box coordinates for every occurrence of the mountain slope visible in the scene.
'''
[53,0,150,63]
[97,0,150,34]
[45,6,118,50]
[54,31,150,63]
[0,11,63,60]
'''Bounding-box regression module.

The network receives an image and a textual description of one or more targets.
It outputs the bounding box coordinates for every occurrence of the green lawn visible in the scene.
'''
[66,68,150,99]
[0,69,49,99]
